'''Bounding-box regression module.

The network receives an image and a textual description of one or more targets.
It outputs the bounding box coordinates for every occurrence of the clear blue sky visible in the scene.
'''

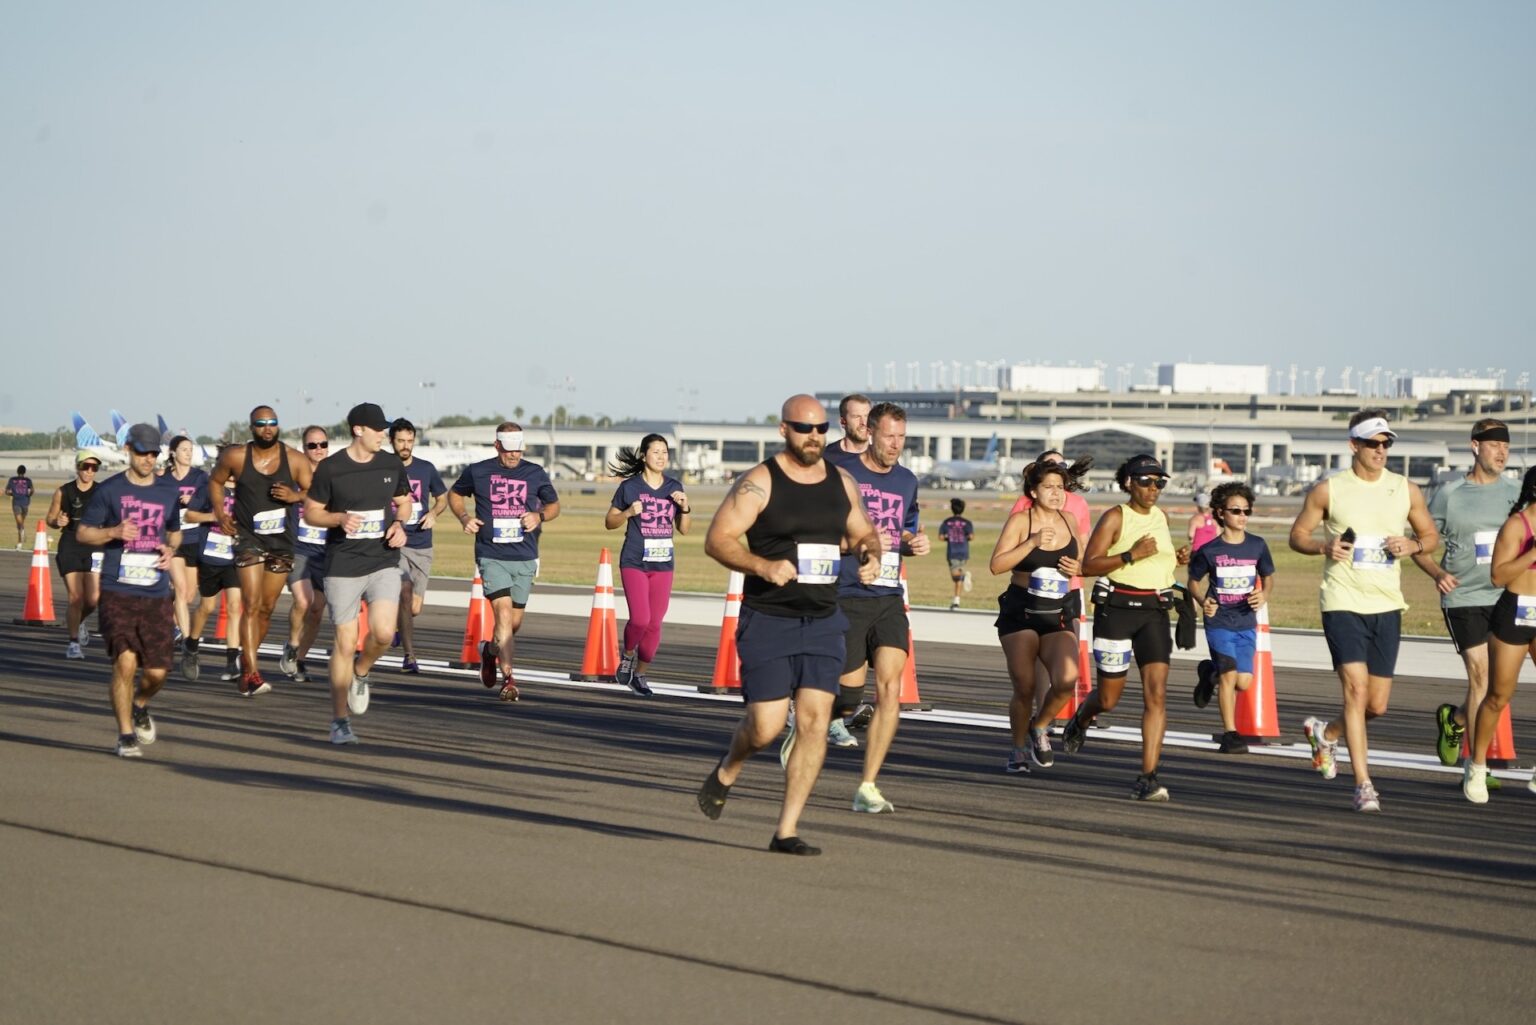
[4,1,1532,436]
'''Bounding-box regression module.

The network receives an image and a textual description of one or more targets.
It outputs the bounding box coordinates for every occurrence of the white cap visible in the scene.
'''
[496,431,525,451]
[1349,417,1397,441]
[1195,492,1211,507]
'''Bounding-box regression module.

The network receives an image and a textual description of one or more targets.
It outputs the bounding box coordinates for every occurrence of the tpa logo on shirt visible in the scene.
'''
[859,484,905,547]
[119,496,167,552]
[489,476,528,517]
[639,494,675,537]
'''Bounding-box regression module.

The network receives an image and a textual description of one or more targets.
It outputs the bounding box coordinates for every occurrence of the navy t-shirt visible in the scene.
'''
[6,476,34,503]
[196,492,238,566]
[838,457,920,600]
[938,515,974,561]
[82,471,183,597]
[401,458,447,550]
[452,457,559,563]
[307,450,410,578]
[167,467,209,544]
[611,474,683,571]
[1188,533,1275,631]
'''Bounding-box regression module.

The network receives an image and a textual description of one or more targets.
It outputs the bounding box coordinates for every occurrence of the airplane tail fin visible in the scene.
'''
[71,412,103,449]
[110,410,131,447]
[157,415,172,444]
[983,433,999,462]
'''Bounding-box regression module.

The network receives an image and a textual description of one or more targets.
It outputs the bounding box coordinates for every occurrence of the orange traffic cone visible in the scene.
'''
[450,573,492,669]
[1464,705,1518,767]
[888,565,931,711]
[14,521,56,625]
[214,591,228,640]
[570,548,620,681]
[1235,605,1281,743]
[700,571,745,694]
[1056,615,1094,721]
[355,600,370,653]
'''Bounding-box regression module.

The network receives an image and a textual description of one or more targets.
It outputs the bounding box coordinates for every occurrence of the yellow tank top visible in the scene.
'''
[1107,504,1176,589]
[1321,468,1411,613]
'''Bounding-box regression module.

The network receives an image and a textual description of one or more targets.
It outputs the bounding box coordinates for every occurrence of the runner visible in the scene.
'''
[1061,453,1190,801]
[449,421,561,702]
[304,403,411,745]
[1463,466,1536,802]
[695,394,881,855]
[47,450,104,659]
[164,437,209,651]
[5,464,33,549]
[74,424,182,757]
[1188,492,1220,552]
[1412,419,1520,776]
[207,405,313,696]
[181,475,243,683]
[938,498,974,610]
[1186,481,1275,754]
[280,426,332,683]
[990,457,1088,774]
[824,393,871,465]
[390,418,448,675]
[827,401,927,813]
[1290,410,1439,813]
[605,432,690,697]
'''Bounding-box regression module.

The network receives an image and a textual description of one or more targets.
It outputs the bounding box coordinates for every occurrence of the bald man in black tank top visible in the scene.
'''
[209,405,313,696]
[695,393,883,856]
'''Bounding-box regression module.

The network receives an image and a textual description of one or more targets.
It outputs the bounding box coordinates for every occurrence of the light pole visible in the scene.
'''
[419,380,436,428]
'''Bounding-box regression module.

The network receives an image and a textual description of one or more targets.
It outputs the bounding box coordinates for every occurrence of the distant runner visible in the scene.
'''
[1188,492,1219,552]
[938,498,974,611]
[164,437,209,650]
[47,451,104,660]
[391,419,447,675]
[6,464,33,549]
[280,426,332,684]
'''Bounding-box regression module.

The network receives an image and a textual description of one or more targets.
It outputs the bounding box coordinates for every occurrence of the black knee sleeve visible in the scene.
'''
[835,684,865,717]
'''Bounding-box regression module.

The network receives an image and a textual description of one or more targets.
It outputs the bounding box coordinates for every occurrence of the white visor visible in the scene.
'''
[1348,417,1397,441]
[497,431,524,451]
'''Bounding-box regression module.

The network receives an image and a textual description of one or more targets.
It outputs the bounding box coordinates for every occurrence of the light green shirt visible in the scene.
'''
[1428,474,1523,609]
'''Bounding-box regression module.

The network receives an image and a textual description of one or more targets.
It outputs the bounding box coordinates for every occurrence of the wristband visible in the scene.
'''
[1121,551,1134,565]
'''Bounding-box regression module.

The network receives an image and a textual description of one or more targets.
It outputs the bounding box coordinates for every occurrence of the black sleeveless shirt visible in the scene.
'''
[743,457,851,618]
[1012,508,1078,613]
[58,479,96,546]
[234,442,293,534]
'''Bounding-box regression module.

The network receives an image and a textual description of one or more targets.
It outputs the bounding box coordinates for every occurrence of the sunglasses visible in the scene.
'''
[1223,507,1252,516]
[251,418,279,427]
[1132,475,1168,489]
[79,464,100,471]
[1357,437,1394,450]
[785,420,830,435]
[305,441,329,450]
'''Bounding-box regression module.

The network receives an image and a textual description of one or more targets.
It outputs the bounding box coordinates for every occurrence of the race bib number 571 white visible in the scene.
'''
[796,543,840,585]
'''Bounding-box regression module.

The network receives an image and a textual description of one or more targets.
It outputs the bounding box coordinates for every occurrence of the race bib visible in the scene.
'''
[492,517,524,544]
[1092,636,1132,674]
[345,509,385,540]
[406,500,424,527]
[1028,567,1070,600]
[117,551,159,587]
[295,516,326,546]
[1474,530,1498,566]
[1351,535,1393,571]
[1214,564,1257,599]
[872,551,902,588]
[253,508,286,535]
[796,543,840,585]
[91,551,103,574]
[203,530,233,561]
[1515,595,1536,629]
[642,537,674,563]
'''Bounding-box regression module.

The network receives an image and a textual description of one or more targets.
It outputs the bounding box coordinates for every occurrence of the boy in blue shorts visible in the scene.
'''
[1186,481,1274,754]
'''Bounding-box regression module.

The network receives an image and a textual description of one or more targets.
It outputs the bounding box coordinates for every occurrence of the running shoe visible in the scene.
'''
[1353,781,1382,813]
[845,703,874,730]
[220,653,241,682]
[115,737,142,758]
[330,717,358,745]
[1005,747,1031,774]
[78,622,90,648]
[65,641,83,660]
[131,705,156,745]
[852,781,894,813]
[962,570,973,593]
[1061,707,1089,755]
[278,643,298,677]
[779,722,797,770]
[828,719,859,749]
[950,598,960,610]
[239,672,272,698]
[348,663,370,716]
[1434,703,1464,767]
[615,652,636,689]
[1488,772,1502,791]
[1463,762,1489,805]
[478,641,499,688]
[1132,773,1170,802]
[401,657,420,675]
[697,764,730,819]
[1029,726,1054,767]
[1217,730,1248,755]
[181,642,200,682]
[627,672,653,698]
[292,659,309,684]
[172,625,183,646]
[1192,659,1216,709]
[498,675,520,702]
[1303,716,1338,780]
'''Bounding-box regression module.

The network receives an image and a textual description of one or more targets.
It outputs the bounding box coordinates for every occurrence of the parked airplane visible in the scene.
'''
[925,434,1008,488]
[69,412,128,468]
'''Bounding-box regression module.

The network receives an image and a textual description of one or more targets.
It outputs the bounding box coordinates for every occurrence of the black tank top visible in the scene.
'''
[234,442,293,533]
[1014,508,1078,612]
[58,480,95,545]
[743,457,851,618]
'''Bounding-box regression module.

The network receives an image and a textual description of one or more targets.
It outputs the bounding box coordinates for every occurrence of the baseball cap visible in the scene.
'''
[125,423,162,455]
[347,402,391,431]
[1348,416,1397,441]
[1124,454,1169,478]
[75,449,102,468]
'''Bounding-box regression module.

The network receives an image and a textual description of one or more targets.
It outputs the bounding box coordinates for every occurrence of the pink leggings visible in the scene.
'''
[620,567,674,664]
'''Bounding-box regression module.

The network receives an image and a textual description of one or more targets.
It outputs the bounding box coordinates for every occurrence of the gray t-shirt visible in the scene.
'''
[1428,475,1523,608]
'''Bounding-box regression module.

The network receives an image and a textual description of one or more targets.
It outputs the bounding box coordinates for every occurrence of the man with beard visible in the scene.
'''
[208,405,313,696]
[390,418,447,674]
[824,393,871,467]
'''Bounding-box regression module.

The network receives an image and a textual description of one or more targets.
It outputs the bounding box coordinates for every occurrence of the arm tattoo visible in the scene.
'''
[732,477,767,503]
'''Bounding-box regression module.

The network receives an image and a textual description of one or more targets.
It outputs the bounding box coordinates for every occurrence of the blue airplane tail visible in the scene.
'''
[157,415,173,444]
[982,433,999,462]
[71,412,103,449]
[109,410,131,447]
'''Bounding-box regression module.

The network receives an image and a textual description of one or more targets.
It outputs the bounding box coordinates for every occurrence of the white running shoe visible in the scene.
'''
[78,623,90,648]
[852,781,894,813]
[827,719,859,749]
[962,571,973,593]
[1463,762,1489,805]
[131,705,156,745]
[348,670,370,716]
[65,641,83,660]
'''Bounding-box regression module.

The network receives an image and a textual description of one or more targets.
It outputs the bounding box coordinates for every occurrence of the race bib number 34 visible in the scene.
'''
[796,543,840,585]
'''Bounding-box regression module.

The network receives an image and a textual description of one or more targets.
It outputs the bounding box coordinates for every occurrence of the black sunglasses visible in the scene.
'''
[1132,475,1168,489]
[1357,437,1394,450]
[1223,506,1252,516]
[785,420,830,435]
[305,441,329,450]
[251,418,279,427]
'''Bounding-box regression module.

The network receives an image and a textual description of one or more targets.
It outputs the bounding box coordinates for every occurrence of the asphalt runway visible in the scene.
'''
[3,567,1536,1024]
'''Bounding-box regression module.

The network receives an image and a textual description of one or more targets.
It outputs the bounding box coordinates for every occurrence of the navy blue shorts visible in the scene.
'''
[1322,610,1401,677]
[735,605,848,703]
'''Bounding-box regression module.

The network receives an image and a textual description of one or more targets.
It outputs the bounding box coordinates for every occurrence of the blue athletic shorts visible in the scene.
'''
[1204,626,1257,676]
[1321,610,1401,677]
[735,605,848,703]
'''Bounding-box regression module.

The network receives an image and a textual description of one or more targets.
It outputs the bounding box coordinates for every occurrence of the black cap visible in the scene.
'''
[347,402,390,431]
[1123,453,1168,478]
[125,423,162,455]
